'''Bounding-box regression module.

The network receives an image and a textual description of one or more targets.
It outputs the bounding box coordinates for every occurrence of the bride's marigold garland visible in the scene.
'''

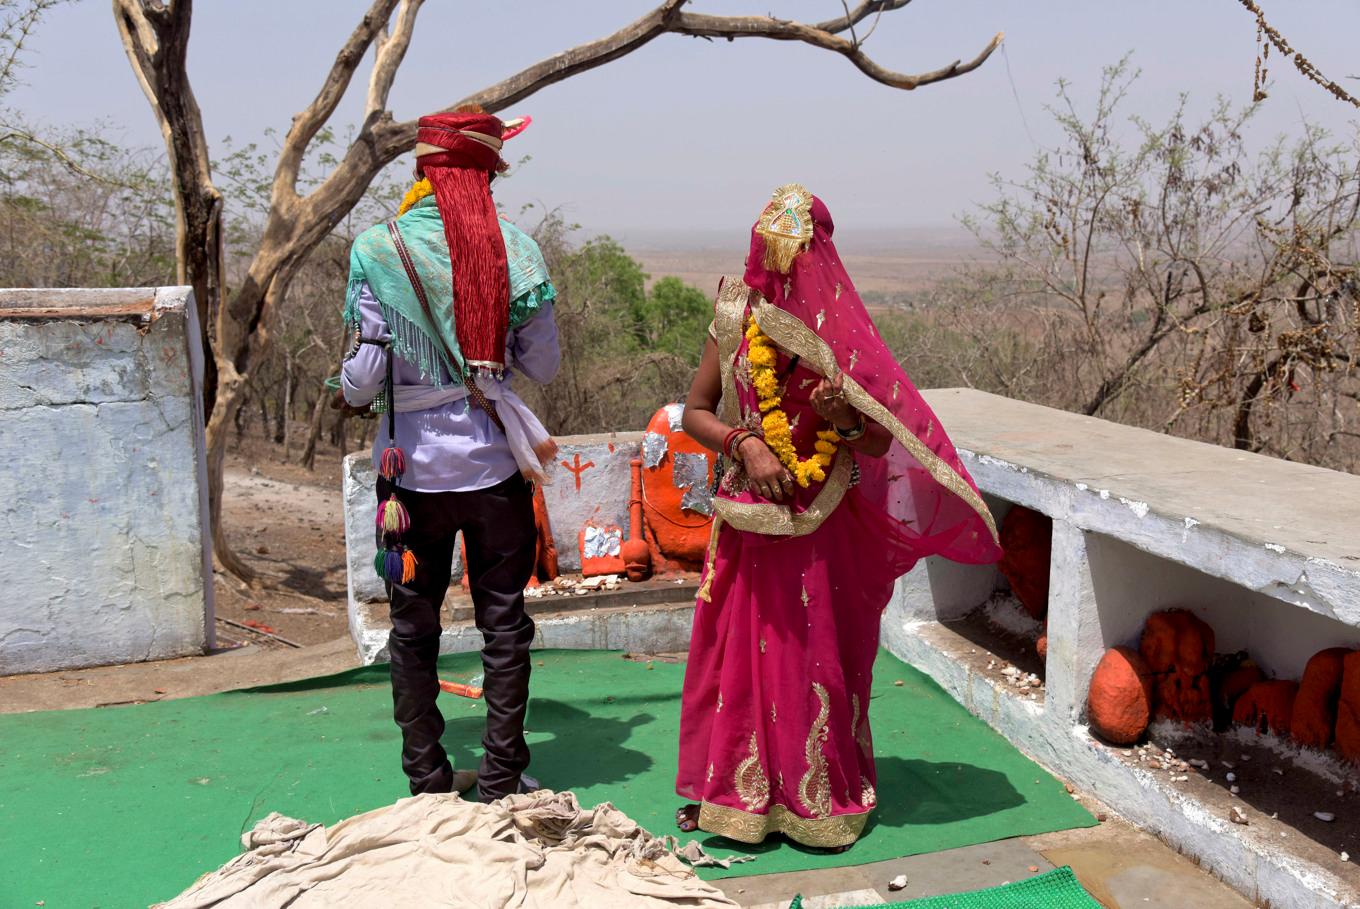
[745,317,839,488]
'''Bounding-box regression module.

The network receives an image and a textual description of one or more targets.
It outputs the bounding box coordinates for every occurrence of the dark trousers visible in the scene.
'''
[377,474,537,801]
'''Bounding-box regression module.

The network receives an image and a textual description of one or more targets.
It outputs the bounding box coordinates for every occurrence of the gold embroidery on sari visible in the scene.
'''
[717,691,723,713]
[713,279,750,429]
[734,732,770,812]
[771,703,777,724]
[697,801,869,848]
[759,638,766,654]
[861,776,877,809]
[696,515,724,603]
[855,695,872,756]
[707,763,714,783]
[798,683,833,819]
[801,585,810,608]
[749,299,1000,544]
[714,449,852,537]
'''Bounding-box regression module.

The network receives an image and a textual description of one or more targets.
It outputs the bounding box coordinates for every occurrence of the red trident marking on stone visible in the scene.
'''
[561,453,595,492]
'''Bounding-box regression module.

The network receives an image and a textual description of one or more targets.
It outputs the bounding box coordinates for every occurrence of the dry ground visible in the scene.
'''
[212,438,353,649]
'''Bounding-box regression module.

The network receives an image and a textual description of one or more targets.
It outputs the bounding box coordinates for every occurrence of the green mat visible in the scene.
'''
[793,866,1101,908]
[0,649,1093,908]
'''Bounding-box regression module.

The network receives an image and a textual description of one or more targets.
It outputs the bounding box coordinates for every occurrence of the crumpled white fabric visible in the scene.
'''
[156,790,737,909]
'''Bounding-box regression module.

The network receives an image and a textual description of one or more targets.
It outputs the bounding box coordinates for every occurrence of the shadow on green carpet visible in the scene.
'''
[0,649,1093,908]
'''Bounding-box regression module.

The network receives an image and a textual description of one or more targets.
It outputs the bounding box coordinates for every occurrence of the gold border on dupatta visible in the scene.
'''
[749,299,1000,544]
[711,277,855,538]
[697,801,870,848]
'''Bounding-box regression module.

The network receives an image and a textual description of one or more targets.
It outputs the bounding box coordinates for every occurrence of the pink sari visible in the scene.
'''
[676,187,1002,848]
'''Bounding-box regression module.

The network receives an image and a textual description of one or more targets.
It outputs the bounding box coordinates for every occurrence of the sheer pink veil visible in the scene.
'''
[743,194,1002,570]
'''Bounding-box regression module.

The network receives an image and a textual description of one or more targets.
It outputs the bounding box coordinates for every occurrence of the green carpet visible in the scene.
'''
[0,649,1093,908]
[793,867,1101,909]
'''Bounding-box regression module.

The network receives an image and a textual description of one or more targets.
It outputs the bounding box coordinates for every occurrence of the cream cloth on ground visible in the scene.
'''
[156,790,737,908]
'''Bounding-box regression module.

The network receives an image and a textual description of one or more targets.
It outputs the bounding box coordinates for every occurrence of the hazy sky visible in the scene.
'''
[12,1,1360,238]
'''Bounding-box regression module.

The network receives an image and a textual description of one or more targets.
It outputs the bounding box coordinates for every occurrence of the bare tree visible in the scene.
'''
[913,60,1360,470]
[110,0,1001,583]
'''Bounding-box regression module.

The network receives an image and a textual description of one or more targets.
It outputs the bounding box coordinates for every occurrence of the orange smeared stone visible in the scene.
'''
[1335,652,1360,761]
[997,505,1051,620]
[1233,679,1300,736]
[1088,646,1155,745]
[1140,609,1214,676]
[1292,648,1352,750]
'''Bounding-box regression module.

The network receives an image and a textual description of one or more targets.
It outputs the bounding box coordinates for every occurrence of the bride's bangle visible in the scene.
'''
[834,418,867,442]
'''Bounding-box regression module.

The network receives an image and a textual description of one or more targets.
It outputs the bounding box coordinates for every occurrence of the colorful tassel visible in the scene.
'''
[383,548,405,583]
[380,446,407,480]
[376,495,411,534]
[401,548,418,584]
[373,550,386,579]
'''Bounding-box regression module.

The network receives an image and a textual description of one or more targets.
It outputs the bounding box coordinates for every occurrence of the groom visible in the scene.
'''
[340,108,559,802]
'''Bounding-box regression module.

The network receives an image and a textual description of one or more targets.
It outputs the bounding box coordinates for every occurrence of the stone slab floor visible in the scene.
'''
[0,639,1256,909]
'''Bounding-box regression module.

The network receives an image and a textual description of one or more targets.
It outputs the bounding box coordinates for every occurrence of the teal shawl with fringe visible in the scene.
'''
[345,195,555,387]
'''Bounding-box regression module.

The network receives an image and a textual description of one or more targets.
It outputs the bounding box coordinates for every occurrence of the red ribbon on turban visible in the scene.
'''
[415,112,509,373]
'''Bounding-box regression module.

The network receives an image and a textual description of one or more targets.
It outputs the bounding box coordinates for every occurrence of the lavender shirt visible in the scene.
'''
[342,281,560,492]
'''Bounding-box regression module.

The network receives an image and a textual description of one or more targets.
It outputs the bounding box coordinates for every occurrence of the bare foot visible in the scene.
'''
[675,804,700,833]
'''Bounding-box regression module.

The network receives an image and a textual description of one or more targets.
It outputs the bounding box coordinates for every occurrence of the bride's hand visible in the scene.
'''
[810,371,858,429]
[738,436,794,501]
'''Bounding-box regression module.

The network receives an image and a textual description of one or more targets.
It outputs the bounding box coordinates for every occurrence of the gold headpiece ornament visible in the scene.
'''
[756,183,814,274]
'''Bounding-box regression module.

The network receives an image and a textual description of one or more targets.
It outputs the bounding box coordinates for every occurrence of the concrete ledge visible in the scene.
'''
[354,601,696,665]
[887,389,1360,909]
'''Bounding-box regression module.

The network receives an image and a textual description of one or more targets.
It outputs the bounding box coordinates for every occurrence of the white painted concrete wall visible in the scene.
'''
[0,287,213,674]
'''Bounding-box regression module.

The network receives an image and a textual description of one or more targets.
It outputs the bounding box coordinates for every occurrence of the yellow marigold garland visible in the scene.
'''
[398,177,435,216]
[745,317,839,488]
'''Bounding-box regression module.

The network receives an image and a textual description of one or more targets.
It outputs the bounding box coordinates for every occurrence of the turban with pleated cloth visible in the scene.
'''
[415,112,510,373]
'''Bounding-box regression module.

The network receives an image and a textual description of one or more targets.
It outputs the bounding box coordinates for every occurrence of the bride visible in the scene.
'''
[673,184,1003,850]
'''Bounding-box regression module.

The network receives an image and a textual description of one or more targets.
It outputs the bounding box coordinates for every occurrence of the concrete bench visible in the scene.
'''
[343,432,699,664]
[888,388,1360,909]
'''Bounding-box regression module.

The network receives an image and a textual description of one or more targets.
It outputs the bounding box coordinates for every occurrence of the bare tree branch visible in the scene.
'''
[812,0,912,36]
[272,0,401,205]
[364,0,422,120]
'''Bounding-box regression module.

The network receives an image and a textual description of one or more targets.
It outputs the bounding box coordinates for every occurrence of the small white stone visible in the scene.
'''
[1189,759,1209,770]
[1342,852,1350,862]
[1222,761,1235,769]
[1240,754,1251,762]
[1230,786,1240,795]
[1229,807,1248,825]
[888,874,908,891]
[1315,812,1336,823]
[1226,773,1237,782]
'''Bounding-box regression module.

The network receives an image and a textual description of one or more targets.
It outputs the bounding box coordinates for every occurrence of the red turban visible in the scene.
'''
[415,112,509,373]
